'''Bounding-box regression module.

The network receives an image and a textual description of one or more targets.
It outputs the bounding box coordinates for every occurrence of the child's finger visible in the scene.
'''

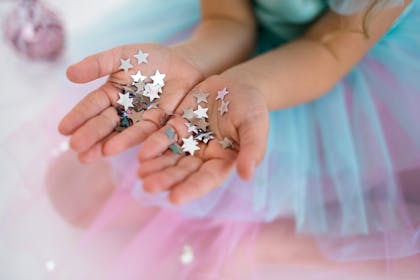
[58,83,119,135]
[142,156,202,194]
[236,114,269,180]
[66,46,125,83]
[78,132,118,163]
[138,115,190,161]
[138,151,182,178]
[69,107,119,153]
[102,120,158,156]
[169,158,234,205]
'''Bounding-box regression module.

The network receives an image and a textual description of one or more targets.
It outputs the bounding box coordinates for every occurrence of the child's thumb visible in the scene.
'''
[236,115,268,180]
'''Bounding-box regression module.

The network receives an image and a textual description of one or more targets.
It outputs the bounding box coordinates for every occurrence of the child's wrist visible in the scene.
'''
[170,42,208,78]
[221,66,270,109]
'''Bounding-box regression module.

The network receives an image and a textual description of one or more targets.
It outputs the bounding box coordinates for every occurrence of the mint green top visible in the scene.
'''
[253,0,407,52]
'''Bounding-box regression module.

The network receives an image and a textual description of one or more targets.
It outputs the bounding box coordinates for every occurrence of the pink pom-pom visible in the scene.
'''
[3,0,65,61]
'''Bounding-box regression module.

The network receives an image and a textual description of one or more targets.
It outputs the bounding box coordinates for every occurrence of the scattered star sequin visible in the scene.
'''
[117,92,134,111]
[181,136,200,156]
[219,137,233,149]
[194,105,208,119]
[218,100,230,116]
[131,70,147,83]
[118,58,133,74]
[195,131,214,144]
[185,122,198,134]
[193,92,208,104]
[151,70,166,86]
[216,87,229,101]
[134,49,149,64]
[192,118,209,131]
[182,108,195,121]
[143,83,162,102]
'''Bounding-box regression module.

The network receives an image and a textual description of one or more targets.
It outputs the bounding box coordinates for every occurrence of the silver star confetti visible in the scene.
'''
[182,136,200,156]
[216,87,229,101]
[195,131,214,144]
[151,70,166,86]
[119,58,133,74]
[130,70,147,83]
[219,137,233,149]
[191,117,209,131]
[143,83,161,102]
[182,108,195,121]
[133,81,145,93]
[218,100,230,116]
[193,92,208,104]
[134,49,149,64]
[117,92,134,110]
[185,122,198,134]
[194,105,208,119]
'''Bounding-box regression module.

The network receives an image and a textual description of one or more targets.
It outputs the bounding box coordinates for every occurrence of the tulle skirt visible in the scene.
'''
[1,0,419,279]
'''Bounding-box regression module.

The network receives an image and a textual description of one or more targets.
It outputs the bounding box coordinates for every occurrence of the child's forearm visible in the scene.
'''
[172,0,257,77]
[223,3,409,111]
[225,38,342,111]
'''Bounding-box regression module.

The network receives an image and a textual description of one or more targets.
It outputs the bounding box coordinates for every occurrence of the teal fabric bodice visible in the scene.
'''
[254,0,327,40]
[254,0,328,51]
[253,0,412,52]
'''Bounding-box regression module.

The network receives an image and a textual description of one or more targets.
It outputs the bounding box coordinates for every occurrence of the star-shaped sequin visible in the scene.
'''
[218,100,230,116]
[182,136,200,156]
[219,137,233,149]
[119,58,133,74]
[143,83,161,102]
[216,88,229,101]
[130,70,147,83]
[133,81,145,94]
[117,92,134,110]
[151,70,166,86]
[195,131,214,144]
[193,92,208,104]
[182,108,195,121]
[191,118,209,131]
[194,105,208,119]
[185,122,198,134]
[134,49,149,64]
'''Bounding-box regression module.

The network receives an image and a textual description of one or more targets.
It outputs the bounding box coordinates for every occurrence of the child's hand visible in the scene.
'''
[137,73,269,205]
[58,43,204,163]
